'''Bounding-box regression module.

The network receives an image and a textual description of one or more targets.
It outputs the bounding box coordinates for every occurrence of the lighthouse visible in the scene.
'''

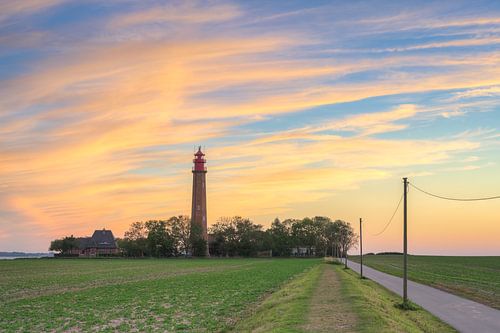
[191,146,209,256]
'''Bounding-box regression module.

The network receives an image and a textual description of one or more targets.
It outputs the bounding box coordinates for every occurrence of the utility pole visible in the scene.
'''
[359,217,363,278]
[344,245,348,269]
[331,233,334,259]
[403,177,408,304]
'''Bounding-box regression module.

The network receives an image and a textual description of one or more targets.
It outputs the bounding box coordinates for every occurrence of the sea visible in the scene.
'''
[0,255,53,260]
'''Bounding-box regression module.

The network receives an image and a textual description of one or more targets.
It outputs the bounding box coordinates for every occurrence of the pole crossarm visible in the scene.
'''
[409,182,500,201]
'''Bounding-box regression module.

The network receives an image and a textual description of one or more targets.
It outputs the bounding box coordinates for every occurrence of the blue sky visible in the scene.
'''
[0,0,499,253]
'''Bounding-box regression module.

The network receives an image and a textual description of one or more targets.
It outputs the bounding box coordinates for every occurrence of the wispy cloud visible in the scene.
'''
[443,162,495,172]
[325,36,500,53]
[451,85,500,100]
[109,1,242,28]
[0,0,64,24]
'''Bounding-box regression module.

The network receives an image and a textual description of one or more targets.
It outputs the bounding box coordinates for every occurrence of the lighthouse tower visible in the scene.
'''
[191,146,209,256]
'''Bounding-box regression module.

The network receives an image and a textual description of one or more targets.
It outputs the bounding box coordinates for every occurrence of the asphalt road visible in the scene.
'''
[345,259,500,333]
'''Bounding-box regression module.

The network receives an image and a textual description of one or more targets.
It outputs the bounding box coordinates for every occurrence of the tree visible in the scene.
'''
[122,221,148,257]
[145,220,175,257]
[311,216,332,256]
[125,221,147,240]
[63,236,78,253]
[234,216,264,257]
[115,214,357,259]
[209,223,227,257]
[190,222,207,257]
[337,220,358,268]
[210,217,237,257]
[167,215,191,256]
[324,220,341,257]
[49,239,64,252]
[267,218,292,256]
[209,216,264,257]
[49,236,78,255]
[291,218,317,256]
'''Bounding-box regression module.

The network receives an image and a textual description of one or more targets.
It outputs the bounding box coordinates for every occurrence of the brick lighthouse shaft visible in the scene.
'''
[191,146,209,256]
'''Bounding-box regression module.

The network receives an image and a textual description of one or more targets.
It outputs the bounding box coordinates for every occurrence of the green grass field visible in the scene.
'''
[0,258,458,332]
[349,255,500,309]
[0,258,318,332]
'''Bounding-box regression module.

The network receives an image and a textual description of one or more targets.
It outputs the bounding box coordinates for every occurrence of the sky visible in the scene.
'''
[1,0,499,255]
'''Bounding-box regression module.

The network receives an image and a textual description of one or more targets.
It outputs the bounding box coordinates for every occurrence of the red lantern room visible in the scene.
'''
[193,146,206,172]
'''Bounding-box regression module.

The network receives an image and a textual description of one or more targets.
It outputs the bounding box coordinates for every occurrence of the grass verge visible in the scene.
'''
[232,265,323,333]
[333,264,457,333]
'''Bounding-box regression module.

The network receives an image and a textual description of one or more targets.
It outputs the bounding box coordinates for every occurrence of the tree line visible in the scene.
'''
[50,216,358,258]
[118,216,207,257]
[209,216,358,258]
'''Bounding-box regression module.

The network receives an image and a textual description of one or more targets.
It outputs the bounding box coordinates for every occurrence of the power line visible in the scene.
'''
[409,182,500,201]
[369,193,403,236]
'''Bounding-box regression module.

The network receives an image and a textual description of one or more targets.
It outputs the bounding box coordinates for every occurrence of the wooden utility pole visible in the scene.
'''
[344,245,348,269]
[359,217,363,278]
[403,177,408,304]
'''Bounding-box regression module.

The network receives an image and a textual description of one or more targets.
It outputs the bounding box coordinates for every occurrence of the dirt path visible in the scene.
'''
[303,265,357,333]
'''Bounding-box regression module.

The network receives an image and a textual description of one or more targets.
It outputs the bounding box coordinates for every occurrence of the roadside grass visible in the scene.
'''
[232,264,322,333]
[334,264,457,333]
[349,255,500,309]
[0,258,320,332]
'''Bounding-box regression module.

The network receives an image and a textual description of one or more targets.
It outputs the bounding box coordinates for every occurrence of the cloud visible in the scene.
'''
[452,128,497,139]
[202,133,479,219]
[317,104,419,136]
[443,163,495,172]
[451,85,500,100]
[422,17,500,29]
[0,0,64,24]
[250,104,420,145]
[463,156,479,163]
[322,37,500,54]
[440,110,466,118]
[354,8,500,35]
[407,171,434,177]
[109,1,242,28]
[393,37,500,51]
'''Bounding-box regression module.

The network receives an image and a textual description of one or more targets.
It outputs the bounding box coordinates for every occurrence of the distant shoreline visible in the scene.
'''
[0,252,53,260]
